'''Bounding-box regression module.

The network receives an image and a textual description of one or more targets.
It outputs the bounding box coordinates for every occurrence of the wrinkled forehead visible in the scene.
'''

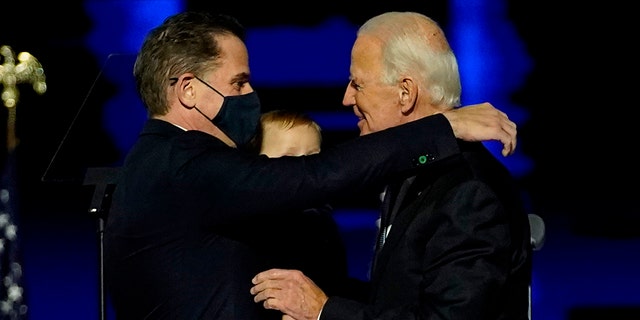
[350,35,384,80]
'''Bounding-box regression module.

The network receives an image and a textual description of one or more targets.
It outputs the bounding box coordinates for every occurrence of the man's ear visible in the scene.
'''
[399,77,417,114]
[175,74,197,108]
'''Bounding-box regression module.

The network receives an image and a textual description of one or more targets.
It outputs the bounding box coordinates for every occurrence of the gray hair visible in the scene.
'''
[357,12,461,108]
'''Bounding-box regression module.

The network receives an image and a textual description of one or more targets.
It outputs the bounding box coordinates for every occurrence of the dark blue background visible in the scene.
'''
[2,1,639,319]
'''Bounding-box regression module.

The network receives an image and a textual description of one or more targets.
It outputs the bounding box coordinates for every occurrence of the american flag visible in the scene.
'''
[0,149,27,319]
[0,45,47,319]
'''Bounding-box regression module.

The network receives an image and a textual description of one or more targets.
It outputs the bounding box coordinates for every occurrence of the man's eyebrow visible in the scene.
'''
[230,72,250,83]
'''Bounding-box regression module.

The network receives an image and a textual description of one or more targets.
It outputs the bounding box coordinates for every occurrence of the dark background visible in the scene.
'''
[1,1,639,319]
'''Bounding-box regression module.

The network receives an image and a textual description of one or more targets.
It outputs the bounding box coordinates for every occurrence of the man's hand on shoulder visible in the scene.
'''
[442,102,517,156]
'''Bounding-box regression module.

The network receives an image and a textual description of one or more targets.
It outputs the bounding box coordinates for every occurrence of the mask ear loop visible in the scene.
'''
[192,76,224,121]
[194,75,225,98]
[193,105,214,121]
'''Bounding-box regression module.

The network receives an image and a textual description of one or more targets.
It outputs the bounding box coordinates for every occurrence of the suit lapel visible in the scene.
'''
[389,176,416,225]
[370,175,434,289]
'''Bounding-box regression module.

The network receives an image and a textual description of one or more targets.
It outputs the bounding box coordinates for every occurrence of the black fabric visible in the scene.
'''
[322,141,532,320]
[104,114,461,319]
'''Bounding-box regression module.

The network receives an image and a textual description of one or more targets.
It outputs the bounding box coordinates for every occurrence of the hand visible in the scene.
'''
[282,315,296,320]
[251,269,328,320]
[442,102,517,156]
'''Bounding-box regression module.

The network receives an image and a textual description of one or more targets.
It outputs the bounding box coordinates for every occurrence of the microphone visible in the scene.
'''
[528,214,546,251]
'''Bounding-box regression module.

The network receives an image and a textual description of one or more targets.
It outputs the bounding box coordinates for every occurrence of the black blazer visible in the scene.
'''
[250,203,371,299]
[104,115,462,319]
[321,141,532,320]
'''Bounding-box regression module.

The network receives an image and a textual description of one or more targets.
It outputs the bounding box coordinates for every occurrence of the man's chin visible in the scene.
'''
[357,121,369,136]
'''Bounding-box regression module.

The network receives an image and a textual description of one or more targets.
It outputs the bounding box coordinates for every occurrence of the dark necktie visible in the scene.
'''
[377,176,416,250]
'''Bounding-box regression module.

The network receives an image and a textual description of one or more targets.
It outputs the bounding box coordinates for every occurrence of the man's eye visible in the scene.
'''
[350,80,363,91]
[233,81,249,91]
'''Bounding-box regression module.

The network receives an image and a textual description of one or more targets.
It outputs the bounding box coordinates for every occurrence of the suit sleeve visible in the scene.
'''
[182,113,461,223]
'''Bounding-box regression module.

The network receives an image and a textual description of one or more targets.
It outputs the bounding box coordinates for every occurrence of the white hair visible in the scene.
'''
[357,11,461,108]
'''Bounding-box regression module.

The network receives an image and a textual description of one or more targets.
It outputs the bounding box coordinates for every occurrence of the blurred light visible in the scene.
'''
[308,111,358,131]
[84,1,184,160]
[449,0,534,178]
[247,16,355,86]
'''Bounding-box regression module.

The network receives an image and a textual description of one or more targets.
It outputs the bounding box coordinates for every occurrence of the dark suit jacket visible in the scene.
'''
[104,115,461,319]
[321,141,532,320]
[248,203,352,297]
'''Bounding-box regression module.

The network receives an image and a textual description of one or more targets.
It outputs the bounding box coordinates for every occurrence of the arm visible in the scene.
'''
[188,114,461,220]
[190,103,516,223]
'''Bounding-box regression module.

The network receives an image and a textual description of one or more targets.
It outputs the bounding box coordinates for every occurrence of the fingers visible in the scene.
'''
[442,102,519,152]
[251,283,271,304]
[251,269,327,320]
[251,269,301,316]
[251,276,287,312]
[251,269,297,304]
[251,269,276,304]
[252,268,289,284]
[491,107,516,157]
[464,103,517,157]
[261,296,281,311]
[501,113,517,157]
[501,141,513,157]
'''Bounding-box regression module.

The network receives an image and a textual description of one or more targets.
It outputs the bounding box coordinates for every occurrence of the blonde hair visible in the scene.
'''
[249,109,322,153]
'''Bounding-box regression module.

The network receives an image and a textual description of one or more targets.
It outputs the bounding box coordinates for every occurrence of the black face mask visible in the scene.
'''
[194,76,261,147]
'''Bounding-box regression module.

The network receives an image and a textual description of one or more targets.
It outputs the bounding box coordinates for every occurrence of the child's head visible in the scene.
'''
[253,110,322,157]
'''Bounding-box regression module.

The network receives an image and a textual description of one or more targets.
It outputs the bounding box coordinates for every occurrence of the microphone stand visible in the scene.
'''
[83,167,120,320]
[40,53,136,320]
